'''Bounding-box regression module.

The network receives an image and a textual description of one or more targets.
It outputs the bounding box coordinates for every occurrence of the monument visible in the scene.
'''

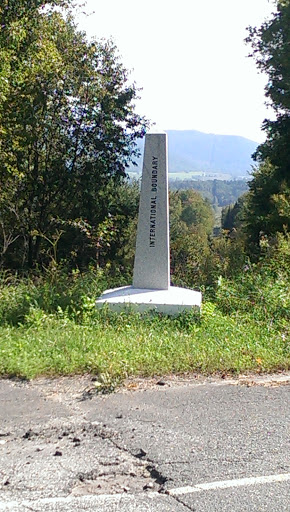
[96,131,202,314]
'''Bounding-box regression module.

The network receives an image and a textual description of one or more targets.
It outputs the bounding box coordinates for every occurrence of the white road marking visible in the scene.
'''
[168,472,290,496]
[0,473,289,510]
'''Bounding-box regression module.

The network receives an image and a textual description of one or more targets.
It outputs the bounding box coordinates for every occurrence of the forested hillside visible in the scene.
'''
[129,131,257,179]
[170,179,249,207]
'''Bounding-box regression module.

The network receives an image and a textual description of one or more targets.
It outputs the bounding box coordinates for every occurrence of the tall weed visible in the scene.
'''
[0,266,122,326]
[215,234,290,323]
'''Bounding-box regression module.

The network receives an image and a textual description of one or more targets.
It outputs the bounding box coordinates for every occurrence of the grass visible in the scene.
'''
[0,302,288,384]
[0,265,289,386]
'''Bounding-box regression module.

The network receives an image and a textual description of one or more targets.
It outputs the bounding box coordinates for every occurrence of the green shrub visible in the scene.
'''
[215,234,290,323]
[0,266,125,326]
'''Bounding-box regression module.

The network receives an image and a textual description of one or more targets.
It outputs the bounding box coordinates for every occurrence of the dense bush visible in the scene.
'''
[0,267,119,326]
[215,233,290,324]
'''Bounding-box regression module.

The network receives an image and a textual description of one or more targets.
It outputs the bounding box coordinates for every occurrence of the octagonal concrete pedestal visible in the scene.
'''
[96,285,202,315]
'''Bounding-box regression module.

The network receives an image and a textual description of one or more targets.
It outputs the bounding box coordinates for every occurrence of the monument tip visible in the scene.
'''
[147,126,166,135]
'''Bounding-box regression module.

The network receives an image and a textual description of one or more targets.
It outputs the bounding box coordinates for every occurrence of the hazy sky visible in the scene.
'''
[76,0,276,142]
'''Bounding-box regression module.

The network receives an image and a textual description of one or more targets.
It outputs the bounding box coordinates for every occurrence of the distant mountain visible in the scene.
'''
[129,130,258,179]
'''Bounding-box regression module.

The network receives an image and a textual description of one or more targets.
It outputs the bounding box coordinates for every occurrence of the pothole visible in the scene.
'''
[3,421,167,498]
[72,460,157,496]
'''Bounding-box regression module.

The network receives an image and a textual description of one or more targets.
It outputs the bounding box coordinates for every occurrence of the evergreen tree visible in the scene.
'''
[221,195,246,231]
[245,1,290,245]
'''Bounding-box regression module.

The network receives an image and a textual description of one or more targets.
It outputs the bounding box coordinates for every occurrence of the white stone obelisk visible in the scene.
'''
[96,129,202,314]
[133,132,170,290]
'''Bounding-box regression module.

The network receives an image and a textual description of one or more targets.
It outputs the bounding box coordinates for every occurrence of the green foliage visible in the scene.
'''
[170,179,249,208]
[245,2,290,245]
[216,233,290,324]
[0,272,288,380]
[169,189,215,287]
[171,230,212,288]
[169,189,249,289]
[244,160,289,246]
[170,189,214,236]
[0,3,148,270]
[206,231,247,285]
[221,194,247,230]
[246,1,290,114]
[1,2,289,386]
[0,231,289,382]
[107,187,218,288]
[0,1,70,104]
[0,267,114,326]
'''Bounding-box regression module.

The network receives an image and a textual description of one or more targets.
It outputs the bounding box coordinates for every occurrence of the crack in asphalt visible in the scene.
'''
[102,432,172,492]
[167,492,196,512]
[104,425,178,488]
[1,420,171,498]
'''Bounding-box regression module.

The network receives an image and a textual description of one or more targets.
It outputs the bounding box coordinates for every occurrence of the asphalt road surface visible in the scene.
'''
[0,373,289,511]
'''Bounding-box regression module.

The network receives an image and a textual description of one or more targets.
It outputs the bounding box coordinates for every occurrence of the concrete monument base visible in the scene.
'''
[96,285,202,315]
[95,131,202,316]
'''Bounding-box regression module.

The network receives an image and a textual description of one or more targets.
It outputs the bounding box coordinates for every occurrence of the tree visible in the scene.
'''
[0,1,68,108]
[169,190,214,287]
[245,160,289,244]
[170,190,214,237]
[245,1,290,245]
[0,2,148,269]
[221,194,246,231]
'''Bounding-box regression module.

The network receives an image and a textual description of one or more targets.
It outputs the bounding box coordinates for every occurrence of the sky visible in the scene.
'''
[76,0,277,143]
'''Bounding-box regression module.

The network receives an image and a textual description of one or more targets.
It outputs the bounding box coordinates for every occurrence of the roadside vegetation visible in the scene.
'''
[0,233,289,383]
[0,1,289,385]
